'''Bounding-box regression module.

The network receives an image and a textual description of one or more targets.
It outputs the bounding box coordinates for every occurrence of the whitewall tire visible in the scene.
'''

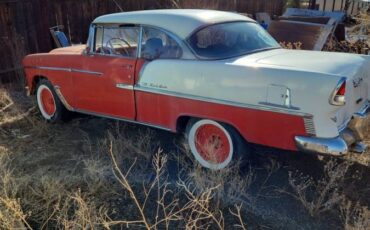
[35,79,69,122]
[37,84,56,120]
[187,119,234,170]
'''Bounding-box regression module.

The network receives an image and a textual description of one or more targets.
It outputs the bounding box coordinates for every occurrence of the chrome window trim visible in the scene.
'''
[134,85,311,117]
[91,52,138,60]
[93,23,195,60]
[185,20,281,60]
[137,26,143,58]
[139,24,185,60]
[92,24,141,59]
[87,24,95,55]
[25,66,103,76]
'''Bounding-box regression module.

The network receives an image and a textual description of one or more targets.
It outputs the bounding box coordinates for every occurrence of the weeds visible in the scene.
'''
[54,189,107,229]
[0,87,369,229]
[0,147,31,229]
[280,41,302,49]
[285,159,352,217]
[175,138,255,207]
[340,199,370,230]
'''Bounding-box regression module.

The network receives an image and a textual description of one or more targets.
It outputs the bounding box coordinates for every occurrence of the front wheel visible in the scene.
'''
[36,79,68,122]
[186,119,246,170]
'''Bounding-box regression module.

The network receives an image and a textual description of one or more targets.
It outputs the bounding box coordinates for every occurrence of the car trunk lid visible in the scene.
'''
[253,49,370,130]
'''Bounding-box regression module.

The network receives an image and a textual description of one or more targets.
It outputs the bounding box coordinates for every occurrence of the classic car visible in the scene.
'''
[23,9,370,169]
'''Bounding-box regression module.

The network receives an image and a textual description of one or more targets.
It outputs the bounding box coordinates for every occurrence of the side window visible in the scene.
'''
[141,27,182,60]
[94,26,139,58]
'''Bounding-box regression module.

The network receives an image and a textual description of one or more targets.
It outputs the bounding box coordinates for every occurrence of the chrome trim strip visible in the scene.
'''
[134,85,311,117]
[29,66,71,72]
[72,69,102,76]
[329,77,347,106]
[53,86,74,111]
[303,116,316,136]
[116,83,134,90]
[75,109,172,132]
[258,102,300,111]
[355,100,370,117]
[25,66,103,76]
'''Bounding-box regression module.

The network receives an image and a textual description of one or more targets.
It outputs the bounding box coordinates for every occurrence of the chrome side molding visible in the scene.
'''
[135,85,311,117]
[25,66,103,76]
[54,86,74,111]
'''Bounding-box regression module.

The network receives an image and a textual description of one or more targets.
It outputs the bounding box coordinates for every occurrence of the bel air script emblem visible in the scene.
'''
[353,77,363,88]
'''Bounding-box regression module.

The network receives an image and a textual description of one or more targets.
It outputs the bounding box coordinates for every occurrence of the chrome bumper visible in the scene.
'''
[295,103,370,156]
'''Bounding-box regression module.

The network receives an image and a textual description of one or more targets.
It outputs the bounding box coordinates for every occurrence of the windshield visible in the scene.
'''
[188,22,280,59]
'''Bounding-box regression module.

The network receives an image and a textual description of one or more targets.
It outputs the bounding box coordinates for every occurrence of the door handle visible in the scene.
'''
[116,83,134,90]
[122,64,133,69]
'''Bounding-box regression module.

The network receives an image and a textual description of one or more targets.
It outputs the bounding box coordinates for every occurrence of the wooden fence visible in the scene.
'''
[0,0,285,83]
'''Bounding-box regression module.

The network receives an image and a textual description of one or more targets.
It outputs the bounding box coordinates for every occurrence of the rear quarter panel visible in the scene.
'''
[136,59,344,150]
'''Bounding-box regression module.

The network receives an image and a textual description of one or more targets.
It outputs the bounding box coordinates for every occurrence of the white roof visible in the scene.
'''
[93,9,254,39]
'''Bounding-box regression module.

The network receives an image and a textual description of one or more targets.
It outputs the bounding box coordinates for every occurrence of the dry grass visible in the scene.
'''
[340,199,370,230]
[105,144,248,229]
[174,139,255,207]
[0,147,30,229]
[284,159,352,217]
[0,86,369,229]
[0,87,251,229]
[280,41,302,49]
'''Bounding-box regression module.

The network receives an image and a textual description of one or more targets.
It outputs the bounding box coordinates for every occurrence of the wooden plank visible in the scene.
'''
[0,67,22,74]
[268,20,326,50]
[279,16,331,24]
[0,0,286,83]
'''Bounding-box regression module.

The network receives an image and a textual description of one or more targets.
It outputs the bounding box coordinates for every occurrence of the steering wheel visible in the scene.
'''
[106,38,131,56]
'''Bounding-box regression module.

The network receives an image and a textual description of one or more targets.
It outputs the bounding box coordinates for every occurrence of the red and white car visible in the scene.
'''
[23,10,370,169]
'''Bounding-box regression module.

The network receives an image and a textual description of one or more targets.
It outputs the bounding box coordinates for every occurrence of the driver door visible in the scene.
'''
[73,25,139,120]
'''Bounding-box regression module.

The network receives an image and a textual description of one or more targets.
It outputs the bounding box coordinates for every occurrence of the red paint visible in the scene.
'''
[195,124,230,163]
[23,46,307,152]
[135,91,307,151]
[134,59,146,84]
[72,54,136,119]
[40,88,56,115]
[23,46,137,120]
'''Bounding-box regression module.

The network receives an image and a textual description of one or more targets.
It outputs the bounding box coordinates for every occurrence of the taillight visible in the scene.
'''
[329,77,346,106]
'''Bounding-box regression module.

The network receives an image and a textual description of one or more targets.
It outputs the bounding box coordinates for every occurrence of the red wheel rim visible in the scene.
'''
[40,88,56,116]
[194,124,231,164]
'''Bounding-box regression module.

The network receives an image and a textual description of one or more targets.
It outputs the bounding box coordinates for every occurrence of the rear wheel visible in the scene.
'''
[36,79,68,122]
[186,119,247,170]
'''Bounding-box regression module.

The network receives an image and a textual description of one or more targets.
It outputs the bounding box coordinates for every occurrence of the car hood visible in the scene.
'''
[232,49,367,78]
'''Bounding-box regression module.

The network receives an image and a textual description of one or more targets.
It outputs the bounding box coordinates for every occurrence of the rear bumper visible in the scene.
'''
[295,102,370,156]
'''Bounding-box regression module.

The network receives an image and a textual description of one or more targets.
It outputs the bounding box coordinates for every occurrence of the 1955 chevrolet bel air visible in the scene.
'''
[23,9,370,169]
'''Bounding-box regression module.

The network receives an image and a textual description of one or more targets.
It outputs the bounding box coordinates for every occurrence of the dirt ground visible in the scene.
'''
[0,87,369,230]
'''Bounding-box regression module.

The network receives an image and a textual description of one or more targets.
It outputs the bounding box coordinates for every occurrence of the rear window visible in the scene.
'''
[188,22,280,59]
